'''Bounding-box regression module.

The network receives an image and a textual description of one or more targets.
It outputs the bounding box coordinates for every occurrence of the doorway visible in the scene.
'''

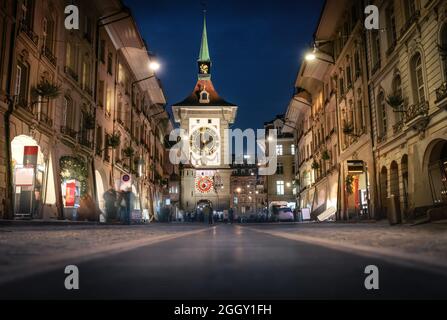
[427,140,447,204]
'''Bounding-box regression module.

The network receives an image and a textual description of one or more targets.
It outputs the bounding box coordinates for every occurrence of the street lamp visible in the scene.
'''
[305,48,317,62]
[304,43,335,65]
[132,59,161,89]
[149,61,160,72]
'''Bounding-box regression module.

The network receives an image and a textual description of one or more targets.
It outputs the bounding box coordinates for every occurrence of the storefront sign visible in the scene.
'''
[65,180,76,207]
[14,167,34,186]
[347,160,365,174]
[23,146,38,167]
[120,174,132,191]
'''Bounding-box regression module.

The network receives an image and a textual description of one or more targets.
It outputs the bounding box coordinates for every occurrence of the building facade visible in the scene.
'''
[264,115,296,209]
[286,0,447,222]
[367,0,447,221]
[230,155,267,217]
[0,0,174,221]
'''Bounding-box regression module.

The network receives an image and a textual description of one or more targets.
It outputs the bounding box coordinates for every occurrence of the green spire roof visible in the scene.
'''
[198,13,210,62]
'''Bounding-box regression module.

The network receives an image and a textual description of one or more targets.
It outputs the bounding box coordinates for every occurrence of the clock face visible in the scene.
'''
[199,63,209,74]
[190,126,219,157]
[196,176,214,193]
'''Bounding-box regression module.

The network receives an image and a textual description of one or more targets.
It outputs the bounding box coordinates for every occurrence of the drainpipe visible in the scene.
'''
[334,77,343,220]
[4,1,18,219]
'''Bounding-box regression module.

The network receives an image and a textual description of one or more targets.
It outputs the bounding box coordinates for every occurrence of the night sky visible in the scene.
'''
[124,0,324,130]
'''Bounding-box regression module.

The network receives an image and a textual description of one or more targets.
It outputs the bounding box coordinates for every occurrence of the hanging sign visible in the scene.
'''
[23,146,38,167]
[14,167,35,186]
[65,180,76,207]
[120,174,132,191]
[347,160,365,174]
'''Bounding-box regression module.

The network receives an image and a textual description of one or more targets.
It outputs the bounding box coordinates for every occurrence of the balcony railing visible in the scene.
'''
[392,121,404,134]
[16,97,34,113]
[38,113,53,127]
[64,66,78,82]
[405,101,429,123]
[42,46,57,66]
[79,135,93,149]
[435,82,447,103]
[60,126,77,139]
[19,21,38,46]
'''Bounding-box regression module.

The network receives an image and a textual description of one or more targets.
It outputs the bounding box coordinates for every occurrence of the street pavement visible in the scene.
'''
[0,223,446,300]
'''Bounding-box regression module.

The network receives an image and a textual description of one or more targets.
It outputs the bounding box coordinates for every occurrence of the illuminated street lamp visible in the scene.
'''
[305,48,317,62]
[149,61,161,71]
[304,42,335,65]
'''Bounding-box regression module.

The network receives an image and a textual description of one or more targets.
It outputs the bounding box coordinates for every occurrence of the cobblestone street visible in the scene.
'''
[1,222,447,299]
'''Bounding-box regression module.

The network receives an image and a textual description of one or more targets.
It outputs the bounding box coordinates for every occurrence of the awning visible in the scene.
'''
[104,14,166,106]
[315,0,349,40]
[284,90,312,134]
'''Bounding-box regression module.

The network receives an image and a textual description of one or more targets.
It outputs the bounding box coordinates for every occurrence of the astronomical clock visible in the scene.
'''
[195,175,214,194]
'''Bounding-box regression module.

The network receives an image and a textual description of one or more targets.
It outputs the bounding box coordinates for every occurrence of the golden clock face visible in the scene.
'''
[190,126,219,156]
[200,64,209,74]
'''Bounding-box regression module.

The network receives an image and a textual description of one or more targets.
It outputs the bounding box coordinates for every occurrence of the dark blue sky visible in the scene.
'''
[124,0,324,130]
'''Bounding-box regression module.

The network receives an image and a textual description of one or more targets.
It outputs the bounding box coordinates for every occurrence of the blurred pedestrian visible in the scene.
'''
[228,207,234,224]
[123,189,134,225]
[207,206,214,225]
[103,188,117,222]
[117,191,126,224]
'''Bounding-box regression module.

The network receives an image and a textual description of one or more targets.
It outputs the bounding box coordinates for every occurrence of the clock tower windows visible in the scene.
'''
[199,89,210,104]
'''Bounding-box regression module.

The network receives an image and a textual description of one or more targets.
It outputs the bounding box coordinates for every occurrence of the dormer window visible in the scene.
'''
[199,90,210,104]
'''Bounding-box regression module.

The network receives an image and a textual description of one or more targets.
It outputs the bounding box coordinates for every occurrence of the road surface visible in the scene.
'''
[0,224,446,299]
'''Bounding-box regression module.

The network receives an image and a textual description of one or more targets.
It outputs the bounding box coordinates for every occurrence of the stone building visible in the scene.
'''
[311,0,377,220]
[366,0,447,221]
[285,0,447,222]
[230,155,267,217]
[264,115,296,210]
[0,0,173,221]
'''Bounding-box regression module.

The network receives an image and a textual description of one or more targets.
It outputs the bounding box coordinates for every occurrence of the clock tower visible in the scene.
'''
[172,13,238,212]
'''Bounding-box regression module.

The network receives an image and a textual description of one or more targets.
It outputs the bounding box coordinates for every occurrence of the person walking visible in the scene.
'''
[123,189,133,225]
[207,206,214,225]
[117,191,127,224]
[228,207,234,224]
[103,188,117,222]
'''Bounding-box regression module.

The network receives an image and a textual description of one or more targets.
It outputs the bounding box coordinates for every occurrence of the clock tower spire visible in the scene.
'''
[172,9,238,213]
[198,10,211,79]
